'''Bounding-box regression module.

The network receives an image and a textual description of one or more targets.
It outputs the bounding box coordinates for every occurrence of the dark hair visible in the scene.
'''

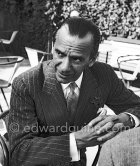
[61,17,101,60]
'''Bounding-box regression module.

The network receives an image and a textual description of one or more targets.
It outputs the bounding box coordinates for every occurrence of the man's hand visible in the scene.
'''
[74,113,133,149]
[74,115,108,149]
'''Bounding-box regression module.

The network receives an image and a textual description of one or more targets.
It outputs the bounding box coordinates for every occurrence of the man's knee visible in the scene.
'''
[98,128,140,166]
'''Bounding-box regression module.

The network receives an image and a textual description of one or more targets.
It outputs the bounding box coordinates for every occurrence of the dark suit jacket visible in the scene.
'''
[8,60,140,166]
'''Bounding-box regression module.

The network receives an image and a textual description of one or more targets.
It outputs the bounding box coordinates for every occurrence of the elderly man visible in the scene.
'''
[8,17,140,166]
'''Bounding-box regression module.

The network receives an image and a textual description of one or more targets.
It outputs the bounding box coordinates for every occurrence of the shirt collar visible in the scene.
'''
[61,72,83,91]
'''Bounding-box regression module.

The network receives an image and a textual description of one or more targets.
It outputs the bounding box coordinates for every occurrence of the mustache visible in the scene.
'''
[58,71,73,76]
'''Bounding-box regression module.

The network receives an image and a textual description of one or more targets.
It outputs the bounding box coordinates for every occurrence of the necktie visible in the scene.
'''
[66,82,78,119]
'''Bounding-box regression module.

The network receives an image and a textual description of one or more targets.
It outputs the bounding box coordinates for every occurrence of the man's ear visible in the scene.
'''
[88,59,95,67]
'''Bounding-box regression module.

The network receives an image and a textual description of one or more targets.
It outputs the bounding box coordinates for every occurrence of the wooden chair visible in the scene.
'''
[25,47,52,67]
[0,56,24,109]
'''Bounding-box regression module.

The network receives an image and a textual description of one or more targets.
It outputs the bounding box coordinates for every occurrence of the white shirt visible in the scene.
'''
[61,73,83,161]
[61,73,83,98]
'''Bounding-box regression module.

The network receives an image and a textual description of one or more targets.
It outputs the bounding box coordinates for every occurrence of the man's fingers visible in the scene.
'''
[97,130,116,142]
[97,123,124,142]
[112,123,125,132]
[95,115,119,129]
[96,121,114,134]
[88,115,106,127]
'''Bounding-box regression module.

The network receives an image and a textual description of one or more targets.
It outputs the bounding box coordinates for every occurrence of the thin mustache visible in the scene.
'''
[59,72,72,76]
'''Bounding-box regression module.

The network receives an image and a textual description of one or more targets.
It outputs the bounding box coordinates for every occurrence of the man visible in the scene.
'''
[8,17,140,166]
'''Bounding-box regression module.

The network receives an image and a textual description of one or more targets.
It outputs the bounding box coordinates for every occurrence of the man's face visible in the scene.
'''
[53,25,94,84]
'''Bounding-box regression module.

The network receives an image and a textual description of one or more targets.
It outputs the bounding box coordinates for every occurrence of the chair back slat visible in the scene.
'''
[25,47,52,67]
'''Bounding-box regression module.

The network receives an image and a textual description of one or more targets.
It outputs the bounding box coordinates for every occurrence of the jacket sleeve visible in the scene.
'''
[105,64,140,119]
[8,75,71,166]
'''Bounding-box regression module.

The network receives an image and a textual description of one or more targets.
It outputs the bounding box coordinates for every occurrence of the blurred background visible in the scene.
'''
[0,0,140,57]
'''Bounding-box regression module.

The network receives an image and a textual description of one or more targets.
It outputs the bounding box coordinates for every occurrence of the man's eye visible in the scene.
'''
[57,51,62,56]
[73,57,81,62]
[57,51,62,55]
[56,50,64,57]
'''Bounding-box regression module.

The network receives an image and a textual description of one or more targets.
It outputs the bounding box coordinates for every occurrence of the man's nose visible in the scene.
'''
[61,58,71,72]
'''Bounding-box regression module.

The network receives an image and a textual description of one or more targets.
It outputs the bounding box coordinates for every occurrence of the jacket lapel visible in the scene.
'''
[74,67,104,128]
[41,61,103,130]
[42,61,69,127]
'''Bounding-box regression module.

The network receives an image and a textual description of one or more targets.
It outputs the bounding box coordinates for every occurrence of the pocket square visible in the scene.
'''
[89,97,102,108]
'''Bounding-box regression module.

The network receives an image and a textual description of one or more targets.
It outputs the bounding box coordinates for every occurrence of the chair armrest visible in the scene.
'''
[25,47,52,66]
[34,49,48,55]
[117,55,140,63]
[0,56,24,65]
[0,31,18,44]
[35,50,51,63]
[117,55,140,84]
[117,55,140,71]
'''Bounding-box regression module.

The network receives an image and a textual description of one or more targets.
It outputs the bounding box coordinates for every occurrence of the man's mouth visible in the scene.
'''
[57,71,72,78]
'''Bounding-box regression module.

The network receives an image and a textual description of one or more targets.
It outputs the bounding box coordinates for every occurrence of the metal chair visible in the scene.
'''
[109,54,140,88]
[25,47,52,67]
[0,31,18,52]
[107,41,140,88]
[0,110,9,166]
[116,55,140,87]
[0,56,24,109]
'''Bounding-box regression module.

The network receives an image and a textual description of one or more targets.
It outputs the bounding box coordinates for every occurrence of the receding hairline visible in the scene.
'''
[56,24,94,43]
[55,17,100,60]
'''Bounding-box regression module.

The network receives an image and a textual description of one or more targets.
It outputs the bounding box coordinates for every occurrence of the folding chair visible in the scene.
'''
[25,47,52,67]
[0,56,24,109]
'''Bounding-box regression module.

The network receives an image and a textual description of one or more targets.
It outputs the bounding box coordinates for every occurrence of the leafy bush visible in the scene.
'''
[1,0,140,56]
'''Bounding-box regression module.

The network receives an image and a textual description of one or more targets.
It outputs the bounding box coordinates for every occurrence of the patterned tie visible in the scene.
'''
[66,82,78,120]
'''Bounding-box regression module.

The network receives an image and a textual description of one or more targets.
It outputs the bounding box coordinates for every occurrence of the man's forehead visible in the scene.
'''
[57,25,92,38]
[55,25,93,47]
[56,25,69,37]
